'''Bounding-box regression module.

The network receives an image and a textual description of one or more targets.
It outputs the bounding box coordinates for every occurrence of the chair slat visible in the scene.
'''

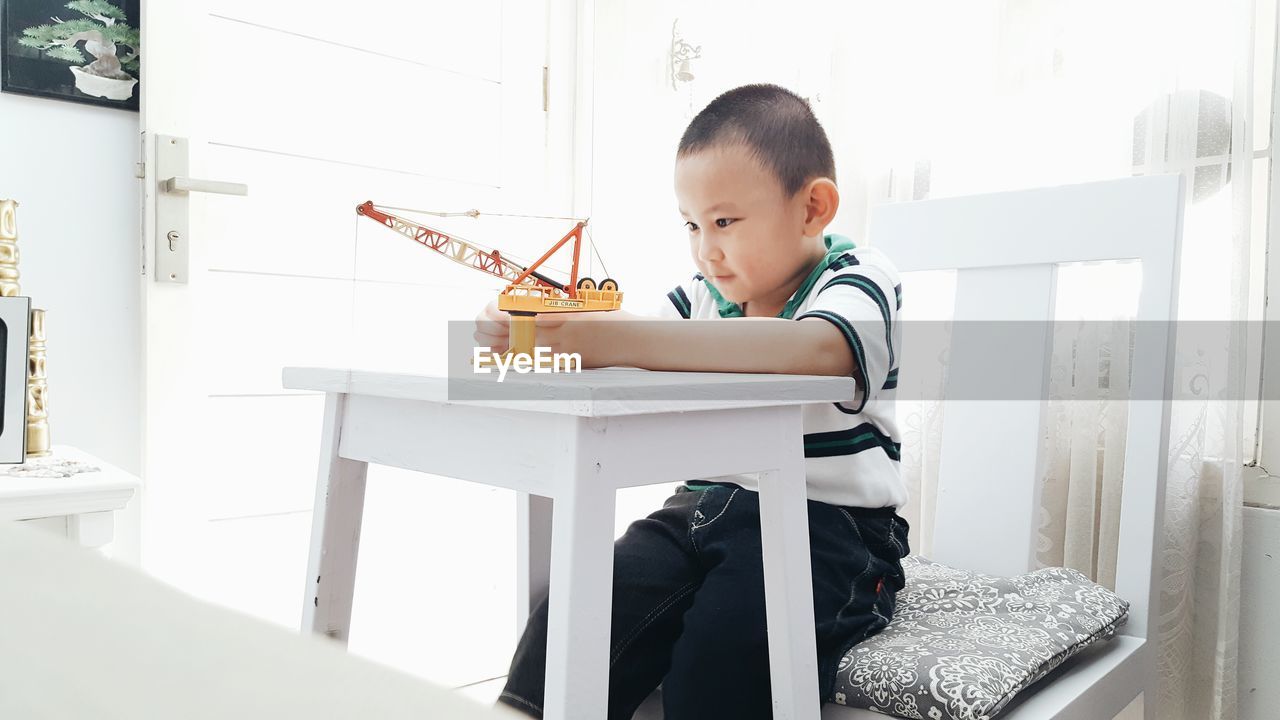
[929,264,1058,576]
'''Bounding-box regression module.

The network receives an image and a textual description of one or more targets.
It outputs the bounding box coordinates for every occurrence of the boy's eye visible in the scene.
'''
[684,218,735,231]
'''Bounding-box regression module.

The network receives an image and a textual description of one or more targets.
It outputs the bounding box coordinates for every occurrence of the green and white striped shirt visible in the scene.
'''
[659,234,906,509]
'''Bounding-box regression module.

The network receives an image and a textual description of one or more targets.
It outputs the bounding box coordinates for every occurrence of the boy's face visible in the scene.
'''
[675,143,820,312]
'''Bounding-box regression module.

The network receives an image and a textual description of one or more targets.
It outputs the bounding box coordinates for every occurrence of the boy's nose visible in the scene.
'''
[696,237,725,263]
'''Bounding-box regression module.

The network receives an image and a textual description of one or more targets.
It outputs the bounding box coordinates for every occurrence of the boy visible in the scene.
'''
[477,84,908,720]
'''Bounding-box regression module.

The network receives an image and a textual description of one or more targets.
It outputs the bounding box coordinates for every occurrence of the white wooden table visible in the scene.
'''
[284,367,857,720]
[0,444,139,549]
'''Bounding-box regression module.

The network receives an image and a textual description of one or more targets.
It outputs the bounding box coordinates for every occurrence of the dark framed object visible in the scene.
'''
[1,0,140,111]
[0,295,29,464]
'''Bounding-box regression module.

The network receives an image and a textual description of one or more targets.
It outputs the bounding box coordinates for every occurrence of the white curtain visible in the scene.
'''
[825,1,1263,717]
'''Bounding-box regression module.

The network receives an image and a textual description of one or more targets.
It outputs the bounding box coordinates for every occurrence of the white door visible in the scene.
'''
[139,0,574,687]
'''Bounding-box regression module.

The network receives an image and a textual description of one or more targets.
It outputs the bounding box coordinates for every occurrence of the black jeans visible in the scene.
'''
[496,482,910,720]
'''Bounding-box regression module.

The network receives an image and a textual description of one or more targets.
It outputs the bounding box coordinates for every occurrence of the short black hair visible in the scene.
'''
[677,83,836,197]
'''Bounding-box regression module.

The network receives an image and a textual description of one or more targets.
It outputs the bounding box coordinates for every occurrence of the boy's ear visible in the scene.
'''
[800,177,840,236]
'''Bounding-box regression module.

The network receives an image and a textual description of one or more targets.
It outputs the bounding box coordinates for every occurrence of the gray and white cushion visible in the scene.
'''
[830,556,1129,720]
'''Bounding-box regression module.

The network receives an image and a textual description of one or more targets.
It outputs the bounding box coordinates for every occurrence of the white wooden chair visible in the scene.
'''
[824,174,1183,719]
[624,175,1185,719]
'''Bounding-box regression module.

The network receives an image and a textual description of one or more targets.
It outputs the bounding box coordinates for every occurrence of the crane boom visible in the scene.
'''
[355,200,620,317]
[356,201,553,289]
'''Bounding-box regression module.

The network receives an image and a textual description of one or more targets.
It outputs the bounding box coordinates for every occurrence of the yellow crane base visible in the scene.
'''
[498,286,623,314]
[468,285,622,373]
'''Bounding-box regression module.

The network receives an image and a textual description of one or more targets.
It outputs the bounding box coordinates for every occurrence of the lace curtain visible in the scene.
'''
[825,1,1263,717]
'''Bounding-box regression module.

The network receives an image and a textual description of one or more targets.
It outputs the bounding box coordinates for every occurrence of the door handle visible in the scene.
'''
[162,176,249,196]
[152,134,249,284]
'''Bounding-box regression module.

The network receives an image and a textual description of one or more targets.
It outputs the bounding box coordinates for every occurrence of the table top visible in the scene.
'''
[0,521,520,719]
[282,366,857,417]
[0,445,140,521]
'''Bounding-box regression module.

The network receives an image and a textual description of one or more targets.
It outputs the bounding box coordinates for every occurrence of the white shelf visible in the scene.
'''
[0,445,140,522]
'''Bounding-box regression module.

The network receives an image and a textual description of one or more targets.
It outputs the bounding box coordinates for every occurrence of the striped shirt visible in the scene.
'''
[658,233,906,509]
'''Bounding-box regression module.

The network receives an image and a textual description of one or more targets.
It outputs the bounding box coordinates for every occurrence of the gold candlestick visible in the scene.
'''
[26,308,50,457]
[0,199,20,297]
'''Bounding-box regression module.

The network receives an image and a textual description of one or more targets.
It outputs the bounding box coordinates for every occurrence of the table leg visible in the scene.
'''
[516,492,553,630]
[302,392,369,644]
[542,441,616,719]
[67,511,115,549]
[757,405,821,720]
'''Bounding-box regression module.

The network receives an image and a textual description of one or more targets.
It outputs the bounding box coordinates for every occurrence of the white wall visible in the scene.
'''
[1240,470,1280,720]
[0,91,141,555]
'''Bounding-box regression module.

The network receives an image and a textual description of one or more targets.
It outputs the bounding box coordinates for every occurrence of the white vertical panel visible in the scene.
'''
[929,264,1057,576]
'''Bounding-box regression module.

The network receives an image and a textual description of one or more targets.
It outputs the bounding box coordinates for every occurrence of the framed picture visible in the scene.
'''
[0,296,28,464]
[1,0,140,111]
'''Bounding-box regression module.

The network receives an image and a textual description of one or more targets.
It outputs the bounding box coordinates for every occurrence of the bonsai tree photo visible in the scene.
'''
[18,0,139,101]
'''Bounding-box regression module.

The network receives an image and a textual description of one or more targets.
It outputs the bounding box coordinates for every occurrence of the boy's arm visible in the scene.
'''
[597,263,898,411]
[509,266,892,406]
[601,315,858,379]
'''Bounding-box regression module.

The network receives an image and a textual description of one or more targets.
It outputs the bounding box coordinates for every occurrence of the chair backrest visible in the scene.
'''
[867,175,1185,645]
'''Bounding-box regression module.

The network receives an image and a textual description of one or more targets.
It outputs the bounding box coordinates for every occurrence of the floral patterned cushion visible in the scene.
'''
[830,556,1129,720]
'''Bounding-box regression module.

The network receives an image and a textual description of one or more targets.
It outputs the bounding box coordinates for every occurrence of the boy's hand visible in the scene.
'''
[531,310,625,367]
[472,299,631,367]
[473,299,511,354]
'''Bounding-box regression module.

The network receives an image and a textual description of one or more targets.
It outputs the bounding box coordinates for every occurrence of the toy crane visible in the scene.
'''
[356,201,622,360]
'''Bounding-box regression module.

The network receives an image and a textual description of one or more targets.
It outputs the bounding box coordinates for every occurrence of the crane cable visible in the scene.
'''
[585,227,611,282]
[373,203,585,224]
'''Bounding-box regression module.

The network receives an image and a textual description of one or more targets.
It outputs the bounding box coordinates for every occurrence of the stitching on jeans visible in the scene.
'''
[858,513,892,636]
[499,691,543,715]
[691,488,739,530]
[886,515,905,559]
[609,581,699,666]
[689,489,710,554]
[835,509,876,624]
[693,488,710,516]
[609,581,697,664]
